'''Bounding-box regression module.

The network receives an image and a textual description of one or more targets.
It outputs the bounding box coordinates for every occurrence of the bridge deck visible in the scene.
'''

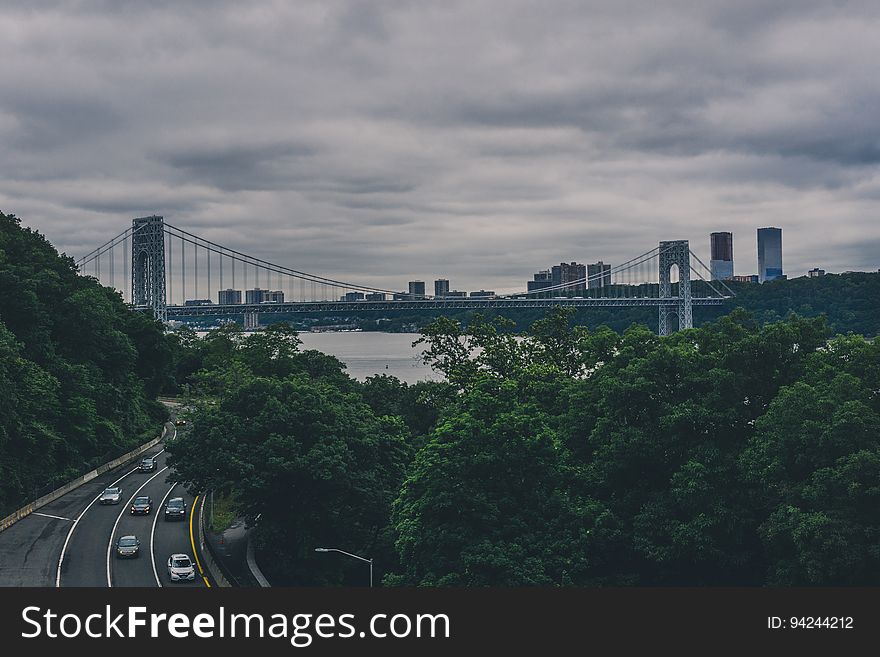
[158,297,728,318]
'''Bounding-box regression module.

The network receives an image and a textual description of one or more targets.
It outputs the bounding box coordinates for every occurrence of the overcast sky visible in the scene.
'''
[1,1,878,294]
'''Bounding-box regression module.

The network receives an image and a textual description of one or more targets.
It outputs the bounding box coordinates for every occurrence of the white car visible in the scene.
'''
[99,486,122,505]
[167,554,196,582]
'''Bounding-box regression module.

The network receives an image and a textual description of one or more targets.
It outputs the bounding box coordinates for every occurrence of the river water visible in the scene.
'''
[297,332,441,384]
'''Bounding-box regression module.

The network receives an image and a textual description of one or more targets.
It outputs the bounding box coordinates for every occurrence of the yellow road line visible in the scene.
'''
[189,493,211,587]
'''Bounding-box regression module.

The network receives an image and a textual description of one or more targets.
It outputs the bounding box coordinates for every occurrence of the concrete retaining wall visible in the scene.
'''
[246,534,271,587]
[0,430,165,534]
[197,494,231,587]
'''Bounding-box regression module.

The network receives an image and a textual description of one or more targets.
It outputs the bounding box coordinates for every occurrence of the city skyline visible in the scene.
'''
[85,218,868,307]
[1,2,879,294]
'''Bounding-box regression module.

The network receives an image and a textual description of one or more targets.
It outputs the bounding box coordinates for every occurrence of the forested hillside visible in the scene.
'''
[709,273,880,336]
[0,212,172,516]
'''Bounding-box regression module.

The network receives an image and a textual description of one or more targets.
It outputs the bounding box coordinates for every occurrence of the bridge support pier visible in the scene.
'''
[658,240,693,336]
[243,312,260,330]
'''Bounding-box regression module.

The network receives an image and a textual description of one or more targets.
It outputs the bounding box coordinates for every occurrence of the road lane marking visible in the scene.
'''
[55,464,140,587]
[33,512,74,522]
[151,482,178,587]
[198,494,211,587]
[107,466,169,587]
[55,445,167,587]
[189,494,211,587]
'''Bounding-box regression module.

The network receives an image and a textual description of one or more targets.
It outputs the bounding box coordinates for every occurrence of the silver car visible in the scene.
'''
[167,554,196,582]
[138,456,157,472]
[99,486,122,505]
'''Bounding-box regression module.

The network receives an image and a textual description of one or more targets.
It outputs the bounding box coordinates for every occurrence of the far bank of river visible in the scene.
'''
[296,331,440,384]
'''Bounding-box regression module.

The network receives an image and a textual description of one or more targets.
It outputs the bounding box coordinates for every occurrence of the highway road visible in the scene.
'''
[0,422,211,587]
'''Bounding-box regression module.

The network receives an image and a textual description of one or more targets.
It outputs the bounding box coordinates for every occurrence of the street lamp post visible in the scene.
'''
[314,547,373,587]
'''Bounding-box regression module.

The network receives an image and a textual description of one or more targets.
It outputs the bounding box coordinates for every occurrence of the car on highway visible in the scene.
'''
[138,456,157,472]
[167,554,196,582]
[130,496,153,515]
[99,486,122,505]
[164,497,187,521]
[116,535,140,558]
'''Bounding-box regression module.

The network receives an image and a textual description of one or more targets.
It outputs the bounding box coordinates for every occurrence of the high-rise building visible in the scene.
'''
[218,289,242,305]
[757,227,783,283]
[408,281,426,298]
[434,279,450,297]
[246,288,266,304]
[710,232,734,280]
[527,270,553,293]
[587,261,612,289]
[551,262,587,292]
[263,290,284,303]
[343,291,365,301]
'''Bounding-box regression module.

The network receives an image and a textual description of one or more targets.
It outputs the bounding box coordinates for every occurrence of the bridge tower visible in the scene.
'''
[658,240,692,336]
[131,215,167,322]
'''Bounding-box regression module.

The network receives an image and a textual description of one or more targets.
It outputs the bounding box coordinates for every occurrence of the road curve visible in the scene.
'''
[0,420,212,588]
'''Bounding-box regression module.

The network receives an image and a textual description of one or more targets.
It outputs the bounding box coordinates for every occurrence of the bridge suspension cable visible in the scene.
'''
[75,224,142,269]
[688,249,737,298]
[163,223,400,297]
[507,245,665,297]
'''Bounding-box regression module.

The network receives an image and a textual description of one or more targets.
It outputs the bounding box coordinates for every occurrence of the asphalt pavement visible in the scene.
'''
[0,422,210,588]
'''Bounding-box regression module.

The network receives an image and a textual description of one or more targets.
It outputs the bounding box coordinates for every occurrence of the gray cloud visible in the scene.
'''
[0,0,878,296]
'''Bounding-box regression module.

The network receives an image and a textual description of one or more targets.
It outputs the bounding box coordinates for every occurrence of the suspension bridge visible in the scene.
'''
[75,215,734,335]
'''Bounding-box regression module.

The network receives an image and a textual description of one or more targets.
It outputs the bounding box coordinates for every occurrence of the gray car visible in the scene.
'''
[138,456,157,472]
[116,535,140,558]
[99,486,122,505]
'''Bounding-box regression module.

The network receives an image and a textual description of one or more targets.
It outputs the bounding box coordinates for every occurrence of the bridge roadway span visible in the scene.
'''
[0,423,210,588]
[166,296,725,318]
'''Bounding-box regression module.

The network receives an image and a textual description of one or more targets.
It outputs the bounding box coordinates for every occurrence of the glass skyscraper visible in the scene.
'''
[757,227,783,283]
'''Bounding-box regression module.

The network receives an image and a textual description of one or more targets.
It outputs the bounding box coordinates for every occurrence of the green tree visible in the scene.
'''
[741,363,880,584]
[391,377,594,586]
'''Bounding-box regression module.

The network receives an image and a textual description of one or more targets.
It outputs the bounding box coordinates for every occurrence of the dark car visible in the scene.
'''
[174,419,187,426]
[164,497,187,521]
[130,496,153,515]
[116,535,140,558]
[138,456,157,472]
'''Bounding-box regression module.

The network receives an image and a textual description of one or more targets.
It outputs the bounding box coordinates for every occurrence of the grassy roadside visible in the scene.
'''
[207,492,237,533]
